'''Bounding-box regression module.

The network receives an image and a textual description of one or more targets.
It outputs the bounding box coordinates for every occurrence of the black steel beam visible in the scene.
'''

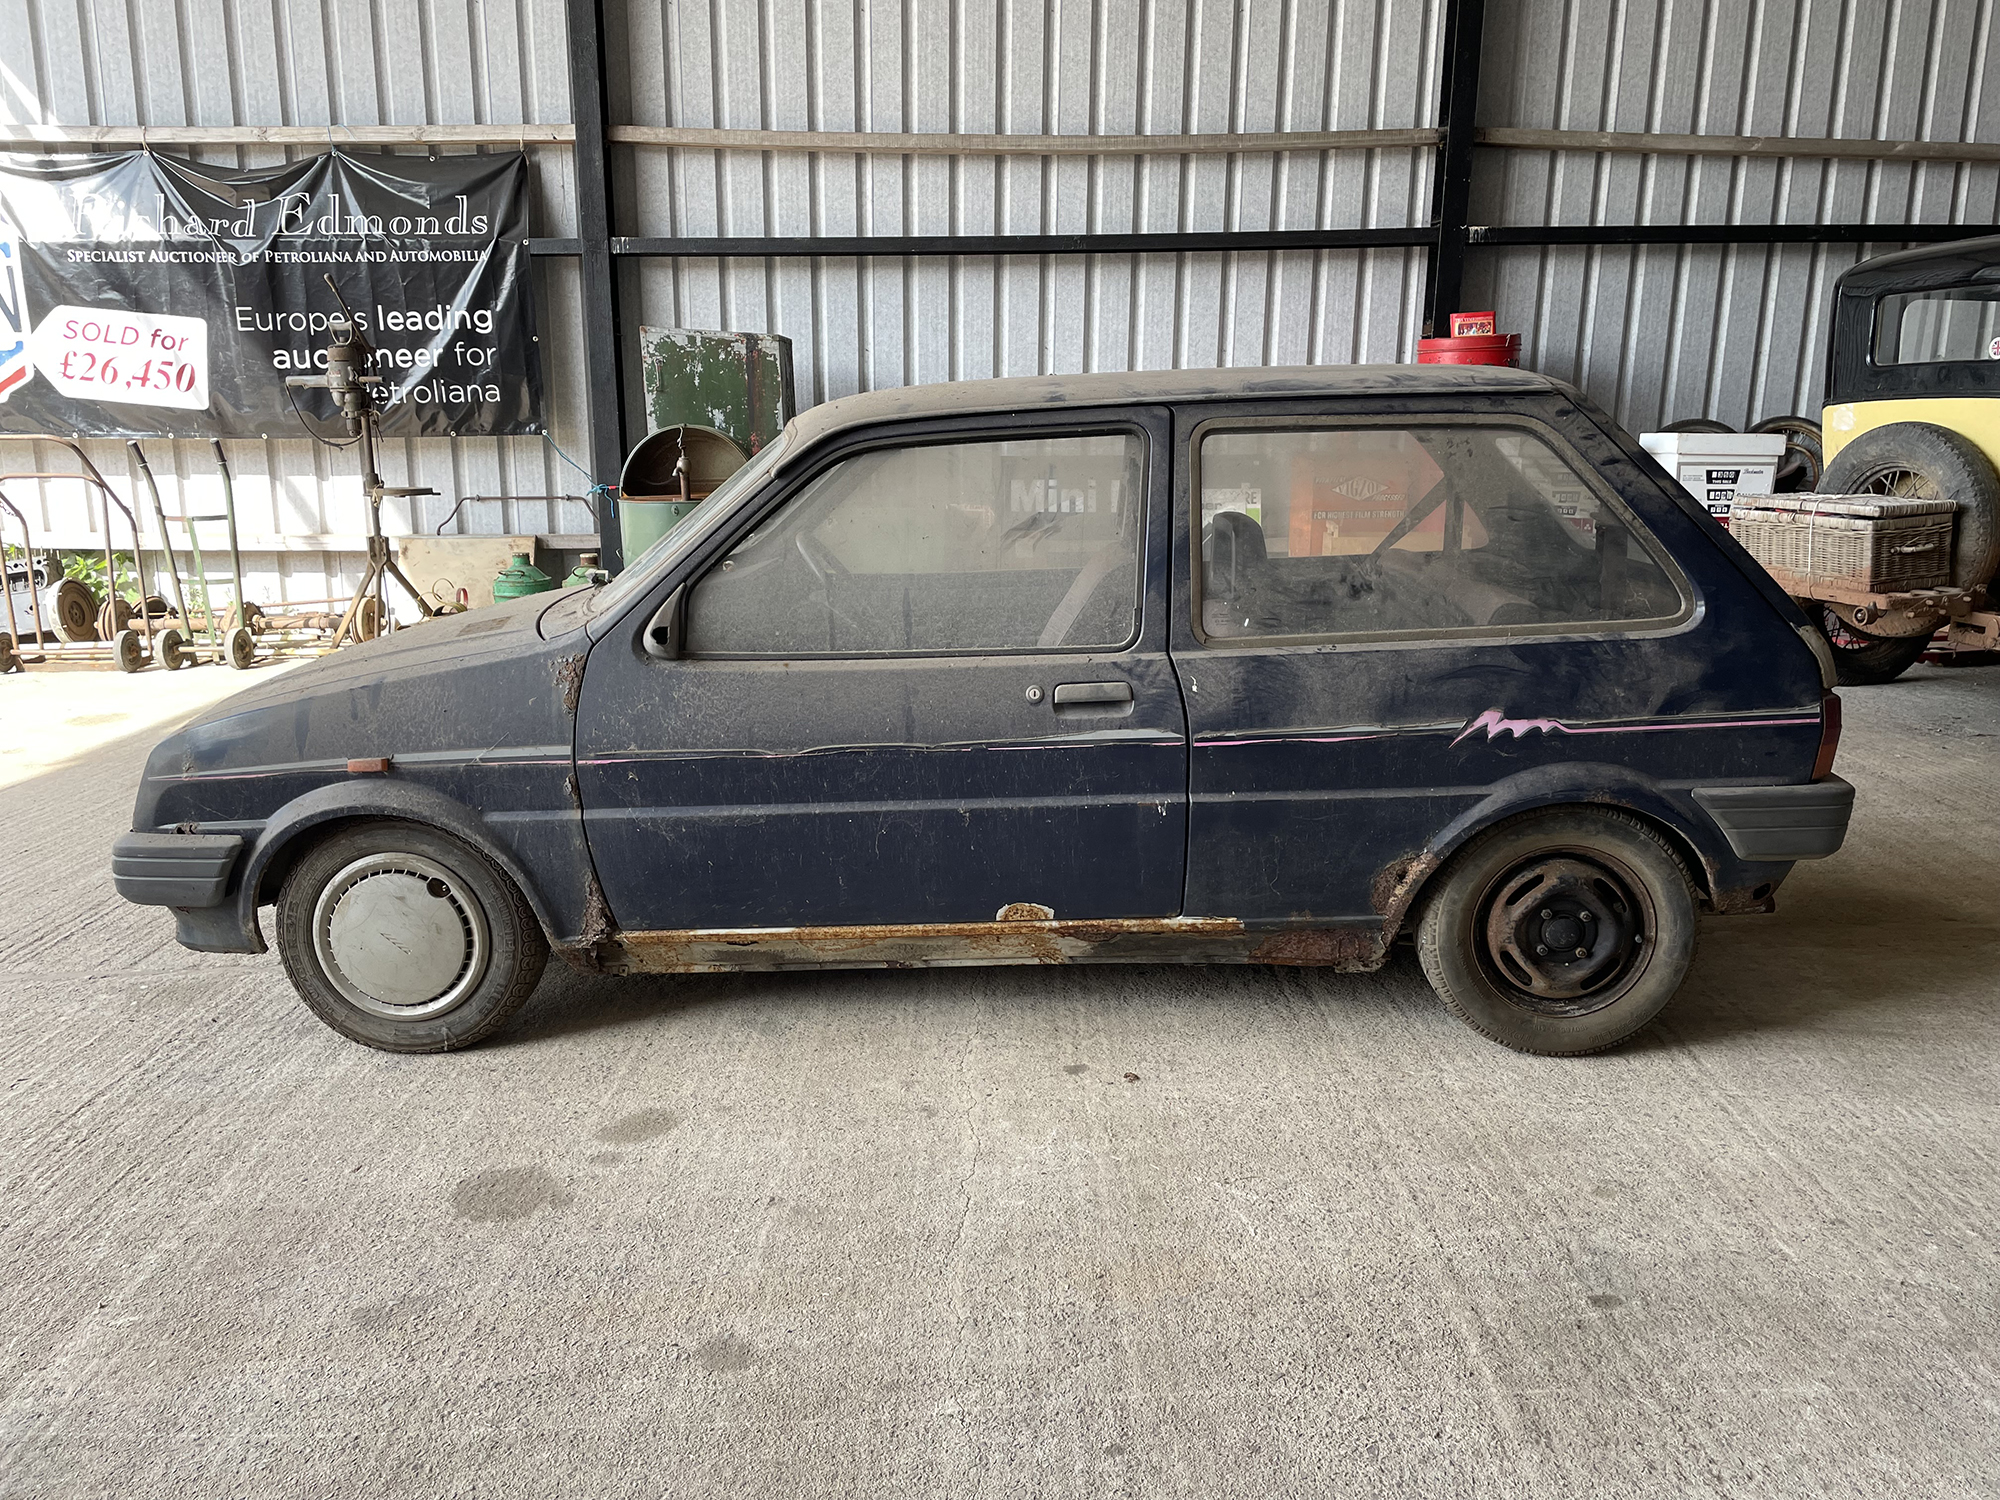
[604,227,1434,258]
[1423,0,1486,337]
[1470,222,1998,246]
[563,0,625,569]
[529,223,1995,262]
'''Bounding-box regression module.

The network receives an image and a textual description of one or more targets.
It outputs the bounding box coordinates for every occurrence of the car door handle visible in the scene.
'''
[1052,680,1134,710]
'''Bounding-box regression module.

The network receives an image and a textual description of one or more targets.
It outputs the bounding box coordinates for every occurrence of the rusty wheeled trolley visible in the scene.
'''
[0,436,178,675]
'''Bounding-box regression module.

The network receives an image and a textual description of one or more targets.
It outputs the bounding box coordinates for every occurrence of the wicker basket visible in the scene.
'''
[1729,494,1956,595]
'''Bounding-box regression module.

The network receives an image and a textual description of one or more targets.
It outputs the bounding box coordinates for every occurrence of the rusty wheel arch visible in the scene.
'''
[1417,800,1724,922]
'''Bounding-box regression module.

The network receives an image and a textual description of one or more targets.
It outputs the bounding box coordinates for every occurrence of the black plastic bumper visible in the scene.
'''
[111,832,245,907]
[1691,776,1855,862]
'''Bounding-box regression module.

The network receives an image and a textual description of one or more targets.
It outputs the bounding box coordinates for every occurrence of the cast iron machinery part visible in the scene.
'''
[95,596,133,641]
[1658,417,1735,434]
[1821,421,2000,593]
[112,628,143,673]
[275,821,548,1052]
[0,631,15,674]
[1417,807,1699,1056]
[53,578,98,641]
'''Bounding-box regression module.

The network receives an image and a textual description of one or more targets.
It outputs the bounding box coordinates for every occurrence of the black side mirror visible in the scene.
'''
[642,585,686,660]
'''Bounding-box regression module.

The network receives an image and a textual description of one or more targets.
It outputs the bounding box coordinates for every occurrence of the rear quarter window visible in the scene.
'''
[1195,420,1687,643]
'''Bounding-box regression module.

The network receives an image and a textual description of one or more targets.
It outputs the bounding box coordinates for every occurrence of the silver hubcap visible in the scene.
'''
[312,853,490,1020]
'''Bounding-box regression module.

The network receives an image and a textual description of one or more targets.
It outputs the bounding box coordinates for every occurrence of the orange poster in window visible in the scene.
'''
[1287,437,1446,556]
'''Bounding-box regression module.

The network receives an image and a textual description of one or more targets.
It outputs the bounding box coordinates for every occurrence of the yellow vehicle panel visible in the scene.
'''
[1821,396,2000,473]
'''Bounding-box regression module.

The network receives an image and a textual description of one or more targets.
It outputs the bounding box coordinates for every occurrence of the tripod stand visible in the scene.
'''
[286,279,436,648]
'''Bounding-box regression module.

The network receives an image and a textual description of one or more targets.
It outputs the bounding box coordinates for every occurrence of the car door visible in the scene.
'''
[574,408,1187,933]
[1170,394,1719,925]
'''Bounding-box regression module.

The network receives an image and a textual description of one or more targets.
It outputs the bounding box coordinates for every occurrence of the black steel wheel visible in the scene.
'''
[1811,603,1933,685]
[225,625,256,669]
[0,631,16,674]
[1417,808,1699,1055]
[276,821,548,1052]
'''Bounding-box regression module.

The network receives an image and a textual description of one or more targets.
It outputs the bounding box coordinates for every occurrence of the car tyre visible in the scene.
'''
[1809,602,1933,685]
[1821,420,2000,591]
[276,821,548,1052]
[1417,808,1699,1056]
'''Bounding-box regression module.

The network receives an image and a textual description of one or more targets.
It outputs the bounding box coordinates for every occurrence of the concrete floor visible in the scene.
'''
[1,657,1996,1500]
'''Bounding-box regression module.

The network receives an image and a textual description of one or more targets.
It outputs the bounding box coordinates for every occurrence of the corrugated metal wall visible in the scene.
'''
[1471,0,2000,429]
[4,0,1997,613]
[0,0,589,611]
[623,0,1445,404]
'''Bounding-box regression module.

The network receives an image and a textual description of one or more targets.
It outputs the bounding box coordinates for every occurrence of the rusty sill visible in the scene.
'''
[607,915,1395,975]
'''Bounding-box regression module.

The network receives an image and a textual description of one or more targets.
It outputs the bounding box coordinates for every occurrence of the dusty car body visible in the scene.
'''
[114,365,1853,1054]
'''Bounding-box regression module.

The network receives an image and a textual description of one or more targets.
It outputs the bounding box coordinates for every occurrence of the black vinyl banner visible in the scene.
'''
[0,149,541,438]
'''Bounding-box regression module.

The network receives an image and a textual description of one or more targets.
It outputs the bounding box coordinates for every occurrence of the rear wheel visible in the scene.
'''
[276,821,548,1052]
[1811,603,1934,685]
[1417,808,1699,1055]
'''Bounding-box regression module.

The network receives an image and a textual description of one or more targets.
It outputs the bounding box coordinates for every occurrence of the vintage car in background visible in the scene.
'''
[1808,236,2000,681]
[113,366,1852,1056]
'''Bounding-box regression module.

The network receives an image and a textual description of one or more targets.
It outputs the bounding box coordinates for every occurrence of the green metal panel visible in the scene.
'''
[637,328,796,454]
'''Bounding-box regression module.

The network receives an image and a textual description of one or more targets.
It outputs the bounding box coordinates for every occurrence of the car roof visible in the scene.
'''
[1833,234,2000,298]
[781,363,1558,454]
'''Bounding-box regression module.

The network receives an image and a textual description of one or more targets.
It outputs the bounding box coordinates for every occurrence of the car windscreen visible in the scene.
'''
[589,432,791,617]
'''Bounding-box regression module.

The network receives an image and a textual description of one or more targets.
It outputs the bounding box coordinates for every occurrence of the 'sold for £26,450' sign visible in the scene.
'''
[29,305,209,411]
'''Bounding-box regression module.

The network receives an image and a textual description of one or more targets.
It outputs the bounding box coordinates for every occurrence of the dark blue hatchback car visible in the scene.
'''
[113,366,1852,1055]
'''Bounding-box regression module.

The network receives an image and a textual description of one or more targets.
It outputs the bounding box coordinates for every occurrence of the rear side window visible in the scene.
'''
[1195,423,1684,642]
[685,432,1144,656]
[1874,287,2000,365]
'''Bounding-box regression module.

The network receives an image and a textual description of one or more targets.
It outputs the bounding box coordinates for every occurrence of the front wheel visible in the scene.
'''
[1417,808,1699,1055]
[276,821,549,1051]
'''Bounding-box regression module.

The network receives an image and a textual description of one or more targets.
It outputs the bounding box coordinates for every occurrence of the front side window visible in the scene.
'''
[1196,424,1684,641]
[685,432,1144,656]
[1873,287,2000,365]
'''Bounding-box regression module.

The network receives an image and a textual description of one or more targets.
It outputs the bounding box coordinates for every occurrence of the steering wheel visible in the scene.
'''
[794,530,876,642]
[795,530,850,585]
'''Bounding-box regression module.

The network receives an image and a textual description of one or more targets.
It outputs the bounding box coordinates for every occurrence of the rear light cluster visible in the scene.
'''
[1813,693,1843,781]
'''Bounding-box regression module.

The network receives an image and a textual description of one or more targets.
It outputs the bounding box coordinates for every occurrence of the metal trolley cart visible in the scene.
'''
[0,436,171,674]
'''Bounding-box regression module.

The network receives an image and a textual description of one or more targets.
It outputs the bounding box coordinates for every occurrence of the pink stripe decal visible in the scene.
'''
[1197,711,1821,751]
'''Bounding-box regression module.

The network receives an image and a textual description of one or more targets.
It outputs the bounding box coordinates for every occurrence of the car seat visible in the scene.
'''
[1201,511,1282,637]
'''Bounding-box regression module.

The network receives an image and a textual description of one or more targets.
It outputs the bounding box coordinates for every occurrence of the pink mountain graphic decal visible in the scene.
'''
[1451,708,1568,745]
